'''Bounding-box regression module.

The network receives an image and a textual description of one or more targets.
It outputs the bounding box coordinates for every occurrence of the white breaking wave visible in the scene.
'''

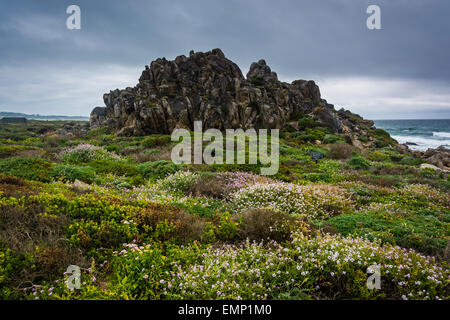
[392,135,450,151]
[433,131,450,138]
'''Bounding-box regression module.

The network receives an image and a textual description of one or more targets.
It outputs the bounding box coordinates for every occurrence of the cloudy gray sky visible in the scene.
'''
[0,0,449,119]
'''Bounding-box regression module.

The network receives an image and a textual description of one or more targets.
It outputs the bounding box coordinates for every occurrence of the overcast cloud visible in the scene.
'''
[0,0,449,119]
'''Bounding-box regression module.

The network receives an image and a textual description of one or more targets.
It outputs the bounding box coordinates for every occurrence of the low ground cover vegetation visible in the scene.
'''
[0,121,448,300]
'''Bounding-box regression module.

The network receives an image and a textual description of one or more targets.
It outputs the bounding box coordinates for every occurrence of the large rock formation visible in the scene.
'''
[90,48,373,138]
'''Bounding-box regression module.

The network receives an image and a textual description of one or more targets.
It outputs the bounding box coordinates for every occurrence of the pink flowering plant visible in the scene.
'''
[216,172,274,196]
[58,144,122,163]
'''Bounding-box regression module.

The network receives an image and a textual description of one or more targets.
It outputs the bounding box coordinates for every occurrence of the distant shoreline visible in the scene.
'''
[0,111,88,121]
[374,119,450,151]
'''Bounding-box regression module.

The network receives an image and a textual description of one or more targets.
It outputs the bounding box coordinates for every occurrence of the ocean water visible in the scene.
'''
[373,119,450,151]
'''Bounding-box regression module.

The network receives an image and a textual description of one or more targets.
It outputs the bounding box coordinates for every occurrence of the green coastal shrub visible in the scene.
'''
[0,157,53,182]
[0,247,32,299]
[420,167,437,178]
[291,127,330,143]
[52,164,96,183]
[142,135,171,148]
[88,159,140,177]
[137,160,182,181]
[374,140,389,148]
[326,211,449,255]
[400,156,425,166]
[67,219,138,253]
[85,127,111,139]
[104,144,120,153]
[323,134,346,144]
[95,174,144,189]
[306,128,327,141]
[141,149,161,155]
[358,135,369,143]
[348,155,371,170]
[367,151,390,162]
[0,145,29,158]
[373,128,391,139]
[297,117,316,130]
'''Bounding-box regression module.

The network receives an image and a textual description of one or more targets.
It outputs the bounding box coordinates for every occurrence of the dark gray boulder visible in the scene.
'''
[90,106,107,128]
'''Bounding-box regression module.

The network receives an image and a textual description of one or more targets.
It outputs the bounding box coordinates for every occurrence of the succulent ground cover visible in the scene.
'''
[0,121,448,300]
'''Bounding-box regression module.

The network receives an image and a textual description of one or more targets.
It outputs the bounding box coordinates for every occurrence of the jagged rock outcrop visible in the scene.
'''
[413,146,450,171]
[90,106,107,129]
[90,48,375,140]
[246,59,279,84]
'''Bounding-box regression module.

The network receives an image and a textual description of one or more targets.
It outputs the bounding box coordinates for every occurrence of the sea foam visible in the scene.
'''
[433,132,450,138]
